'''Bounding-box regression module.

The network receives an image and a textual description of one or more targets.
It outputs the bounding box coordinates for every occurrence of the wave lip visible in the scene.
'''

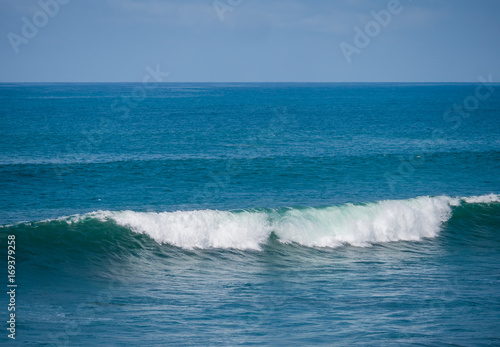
[272,196,454,248]
[7,194,498,250]
[461,194,500,204]
[59,194,494,250]
[99,209,271,250]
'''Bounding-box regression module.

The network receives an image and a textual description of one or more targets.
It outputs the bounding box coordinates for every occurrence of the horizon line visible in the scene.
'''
[0,81,497,84]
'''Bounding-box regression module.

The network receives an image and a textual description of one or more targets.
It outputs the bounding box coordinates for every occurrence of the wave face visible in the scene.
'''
[7,194,499,251]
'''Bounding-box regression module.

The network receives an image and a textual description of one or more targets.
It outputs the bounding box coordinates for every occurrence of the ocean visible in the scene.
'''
[1,83,499,346]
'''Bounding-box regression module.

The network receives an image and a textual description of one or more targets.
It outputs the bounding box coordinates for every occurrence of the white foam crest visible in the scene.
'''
[103,209,271,250]
[12,193,497,250]
[273,196,454,248]
[47,211,109,224]
[461,194,500,204]
[96,196,458,250]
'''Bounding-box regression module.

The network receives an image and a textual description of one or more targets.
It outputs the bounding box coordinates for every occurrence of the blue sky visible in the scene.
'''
[0,0,499,82]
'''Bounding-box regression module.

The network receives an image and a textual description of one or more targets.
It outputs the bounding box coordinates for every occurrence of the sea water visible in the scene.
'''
[0,83,499,345]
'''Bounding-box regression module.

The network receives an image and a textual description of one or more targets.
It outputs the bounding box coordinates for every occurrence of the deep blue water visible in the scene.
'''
[1,83,499,346]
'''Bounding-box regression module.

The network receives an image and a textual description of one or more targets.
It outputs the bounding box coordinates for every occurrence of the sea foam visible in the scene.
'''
[65,194,498,250]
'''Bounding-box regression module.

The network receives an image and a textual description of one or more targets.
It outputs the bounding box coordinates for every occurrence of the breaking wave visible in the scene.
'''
[5,194,498,251]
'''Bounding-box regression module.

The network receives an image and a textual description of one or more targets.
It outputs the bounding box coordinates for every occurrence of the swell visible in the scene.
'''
[2,195,499,254]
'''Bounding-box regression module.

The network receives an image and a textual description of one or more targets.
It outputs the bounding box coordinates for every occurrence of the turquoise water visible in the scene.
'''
[1,83,499,345]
